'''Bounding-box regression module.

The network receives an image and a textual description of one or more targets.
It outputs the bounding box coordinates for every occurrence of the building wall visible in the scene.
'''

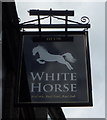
[2,2,20,119]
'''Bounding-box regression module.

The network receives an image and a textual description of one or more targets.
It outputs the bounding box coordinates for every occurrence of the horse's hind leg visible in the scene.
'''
[57,58,73,70]
[65,61,73,70]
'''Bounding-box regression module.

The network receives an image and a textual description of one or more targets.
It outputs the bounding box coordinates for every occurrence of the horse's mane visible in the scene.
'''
[37,45,47,52]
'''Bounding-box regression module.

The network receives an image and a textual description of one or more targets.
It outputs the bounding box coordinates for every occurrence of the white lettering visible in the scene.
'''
[30,72,77,81]
[55,84,62,92]
[31,83,41,92]
[43,84,53,92]
[30,72,44,81]
[70,84,77,92]
[46,73,54,81]
[63,84,69,92]
[56,73,60,81]
[70,73,77,81]
[31,83,77,93]
[61,73,69,81]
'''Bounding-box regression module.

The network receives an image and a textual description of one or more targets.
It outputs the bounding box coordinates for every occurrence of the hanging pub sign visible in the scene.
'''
[17,31,92,106]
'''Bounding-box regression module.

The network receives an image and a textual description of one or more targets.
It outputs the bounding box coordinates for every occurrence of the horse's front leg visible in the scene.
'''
[36,58,45,64]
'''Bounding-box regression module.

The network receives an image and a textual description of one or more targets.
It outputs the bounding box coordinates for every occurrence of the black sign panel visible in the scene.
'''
[17,31,92,106]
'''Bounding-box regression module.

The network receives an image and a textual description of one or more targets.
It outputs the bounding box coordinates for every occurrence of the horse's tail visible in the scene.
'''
[62,53,76,63]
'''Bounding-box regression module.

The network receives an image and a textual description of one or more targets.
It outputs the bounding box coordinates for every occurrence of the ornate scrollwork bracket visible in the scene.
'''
[20,9,91,30]
[81,16,90,24]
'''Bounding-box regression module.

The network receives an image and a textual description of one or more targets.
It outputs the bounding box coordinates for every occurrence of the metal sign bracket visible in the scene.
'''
[20,8,90,32]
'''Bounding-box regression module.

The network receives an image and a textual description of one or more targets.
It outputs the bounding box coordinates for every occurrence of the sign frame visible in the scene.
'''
[15,31,93,107]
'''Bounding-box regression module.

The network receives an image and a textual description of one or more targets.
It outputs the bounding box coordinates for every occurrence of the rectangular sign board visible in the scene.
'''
[17,31,92,106]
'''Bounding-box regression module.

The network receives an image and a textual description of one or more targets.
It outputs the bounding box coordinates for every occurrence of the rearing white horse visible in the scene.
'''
[32,45,76,70]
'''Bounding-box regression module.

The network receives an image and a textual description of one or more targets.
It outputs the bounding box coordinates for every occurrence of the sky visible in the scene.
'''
[0,2,2,119]
[0,1,105,119]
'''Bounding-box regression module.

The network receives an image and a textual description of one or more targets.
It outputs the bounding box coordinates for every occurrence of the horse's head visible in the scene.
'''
[32,45,46,56]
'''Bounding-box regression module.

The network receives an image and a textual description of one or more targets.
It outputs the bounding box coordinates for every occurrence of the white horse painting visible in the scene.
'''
[32,45,76,70]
